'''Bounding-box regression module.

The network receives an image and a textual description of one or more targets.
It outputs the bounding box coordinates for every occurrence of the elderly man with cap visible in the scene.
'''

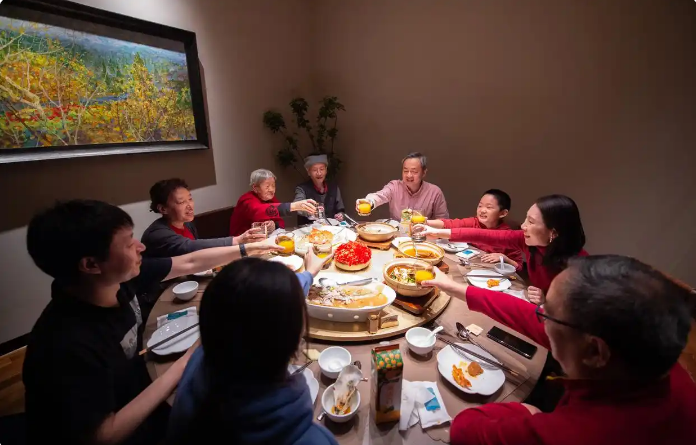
[293,154,345,226]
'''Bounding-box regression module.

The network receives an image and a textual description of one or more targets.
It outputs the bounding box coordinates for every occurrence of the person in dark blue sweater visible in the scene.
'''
[167,254,338,445]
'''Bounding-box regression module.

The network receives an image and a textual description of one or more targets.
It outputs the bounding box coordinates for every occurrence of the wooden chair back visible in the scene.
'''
[194,206,234,239]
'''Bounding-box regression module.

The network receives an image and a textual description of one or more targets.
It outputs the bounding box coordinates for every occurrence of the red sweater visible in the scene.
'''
[229,191,288,236]
[442,218,523,270]
[450,228,587,292]
[170,224,195,240]
[452,286,696,445]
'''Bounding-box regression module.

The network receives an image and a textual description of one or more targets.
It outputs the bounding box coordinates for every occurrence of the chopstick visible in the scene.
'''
[139,322,199,356]
[291,360,315,375]
[437,335,520,377]
[343,214,359,226]
[466,274,516,280]
[340,386,357,415]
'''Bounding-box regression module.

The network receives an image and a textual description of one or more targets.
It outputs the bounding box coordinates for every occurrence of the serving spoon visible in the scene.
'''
[319,277,374,287]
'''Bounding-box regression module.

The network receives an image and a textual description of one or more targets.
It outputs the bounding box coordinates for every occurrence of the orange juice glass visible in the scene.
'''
[313,241,333,269]
[357,200,372,216]
[410,209,427,241]
[414,265,435,285]
[411,210,426,225]
[276,231,295,256]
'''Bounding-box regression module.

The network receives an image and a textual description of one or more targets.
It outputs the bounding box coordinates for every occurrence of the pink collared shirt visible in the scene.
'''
[366,180,449,221]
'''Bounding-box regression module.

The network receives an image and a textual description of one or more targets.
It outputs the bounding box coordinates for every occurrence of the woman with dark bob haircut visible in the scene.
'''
[167,257,338,445]
[415,194,587,304]
[141,178,265,257]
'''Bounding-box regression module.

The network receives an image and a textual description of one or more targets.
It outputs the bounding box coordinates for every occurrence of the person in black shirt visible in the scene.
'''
[23,199,283,445]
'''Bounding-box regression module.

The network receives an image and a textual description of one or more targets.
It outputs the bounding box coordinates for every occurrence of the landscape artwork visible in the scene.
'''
[0,16,197,152]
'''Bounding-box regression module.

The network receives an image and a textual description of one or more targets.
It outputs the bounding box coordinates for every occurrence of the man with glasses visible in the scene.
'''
[422,255,696,445]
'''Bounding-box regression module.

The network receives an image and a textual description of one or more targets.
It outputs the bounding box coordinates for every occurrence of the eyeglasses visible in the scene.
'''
[535,304,584,331]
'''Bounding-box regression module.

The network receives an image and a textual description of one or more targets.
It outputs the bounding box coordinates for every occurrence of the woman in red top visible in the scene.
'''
[415,194,587,303]
[229,169,318,236]
[422,255,696,445]
[426,189,523,270]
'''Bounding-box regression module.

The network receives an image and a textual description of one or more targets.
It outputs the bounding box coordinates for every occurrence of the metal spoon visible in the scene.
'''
[456,322,493,355]
[319,277,374,287]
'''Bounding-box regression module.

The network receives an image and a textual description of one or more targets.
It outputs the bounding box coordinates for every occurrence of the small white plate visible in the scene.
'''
[437,343,505,396]
[391,236,411,249]
[147,315,200,355]
[288,364,319,404]
[269,255,304,271]
[466,269,511,291]
[436,240,469,253]
[193,269,214,277]
[293,225,357,248]
[376,219,401,228]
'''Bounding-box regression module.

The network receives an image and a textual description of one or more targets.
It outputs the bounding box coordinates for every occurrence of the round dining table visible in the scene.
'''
[144,235,547,444]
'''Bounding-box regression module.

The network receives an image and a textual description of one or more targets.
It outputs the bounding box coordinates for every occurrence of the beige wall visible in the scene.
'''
[0,0,313,343]
[317,0,696,283]
[2,0,695,343]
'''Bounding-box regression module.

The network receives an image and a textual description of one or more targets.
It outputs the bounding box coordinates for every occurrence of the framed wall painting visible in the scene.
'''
[0,0,209,163]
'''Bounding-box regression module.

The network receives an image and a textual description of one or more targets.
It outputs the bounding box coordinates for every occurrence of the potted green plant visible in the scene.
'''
[263,96,345,179]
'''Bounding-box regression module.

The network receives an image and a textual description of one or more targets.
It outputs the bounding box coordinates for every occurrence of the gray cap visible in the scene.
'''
[304,154,328,170]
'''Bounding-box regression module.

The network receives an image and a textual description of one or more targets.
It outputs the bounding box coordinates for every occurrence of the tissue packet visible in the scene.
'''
[372,344,403,424]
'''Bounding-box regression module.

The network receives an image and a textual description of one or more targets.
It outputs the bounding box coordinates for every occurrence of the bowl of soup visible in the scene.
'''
[383,259,434,297]
[356,222,398,243]
[396,241,445,265]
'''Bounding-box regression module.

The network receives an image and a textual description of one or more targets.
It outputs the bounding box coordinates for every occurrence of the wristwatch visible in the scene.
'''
[240,243,248,258]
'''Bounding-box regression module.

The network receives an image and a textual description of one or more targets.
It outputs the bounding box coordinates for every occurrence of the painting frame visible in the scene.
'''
[0,0,209,164]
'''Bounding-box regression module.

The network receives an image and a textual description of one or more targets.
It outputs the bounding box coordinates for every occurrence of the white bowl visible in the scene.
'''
[494,263,516,277]
[406,327,436,355]
[318,347,352,379]
[172,281,198,301]
[321,383,361,423]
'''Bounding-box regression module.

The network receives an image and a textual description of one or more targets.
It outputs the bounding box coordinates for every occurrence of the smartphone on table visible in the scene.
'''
[487,326,538,359]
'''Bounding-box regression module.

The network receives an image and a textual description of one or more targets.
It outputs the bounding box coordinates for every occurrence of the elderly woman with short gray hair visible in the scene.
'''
[229,169,317,236]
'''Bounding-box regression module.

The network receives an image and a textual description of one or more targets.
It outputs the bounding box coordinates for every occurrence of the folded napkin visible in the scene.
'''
[156,307,197,329]
[400,380,452,431]
[456,248,480,260]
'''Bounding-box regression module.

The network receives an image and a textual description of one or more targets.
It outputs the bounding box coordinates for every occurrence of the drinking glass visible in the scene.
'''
[275,231,295,256]
[313,241,333,269]
[356,199,372,217]
[413,264,435,287]
[410,209,426,225]
[251,221,269,239]
[410,209,426,241]
[316,204,326,221]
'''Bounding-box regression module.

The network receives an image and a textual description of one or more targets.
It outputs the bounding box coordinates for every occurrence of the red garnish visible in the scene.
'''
[334,241,372,266]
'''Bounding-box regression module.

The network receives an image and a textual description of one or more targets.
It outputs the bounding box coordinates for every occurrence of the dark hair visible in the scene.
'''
[402,152,427,170]
[482,189,511,211]
[149,178,189,213]
[200,258,307,380]
[531,194,585,269]
[178,258,308,443]
[563,255,693,378]
[27,200,133,282]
